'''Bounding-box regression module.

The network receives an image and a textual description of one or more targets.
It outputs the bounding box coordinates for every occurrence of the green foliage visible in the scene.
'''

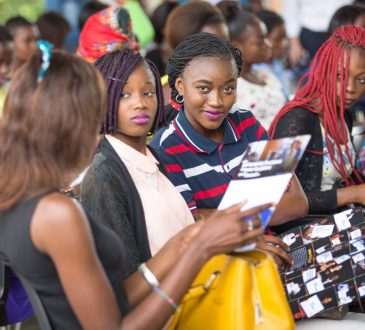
[0,0,45,24]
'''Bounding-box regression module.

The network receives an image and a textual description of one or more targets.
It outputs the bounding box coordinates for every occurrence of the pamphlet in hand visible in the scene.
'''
[218,134,310,252]
[218,134,311,228]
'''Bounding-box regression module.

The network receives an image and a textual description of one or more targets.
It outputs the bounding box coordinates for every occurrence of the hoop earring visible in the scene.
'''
[175,94,184,104]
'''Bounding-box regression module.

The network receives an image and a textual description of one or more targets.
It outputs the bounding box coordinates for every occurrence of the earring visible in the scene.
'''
[175,94,184,104]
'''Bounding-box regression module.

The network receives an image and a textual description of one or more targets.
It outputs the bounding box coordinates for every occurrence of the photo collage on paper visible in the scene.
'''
[280,208,365,320]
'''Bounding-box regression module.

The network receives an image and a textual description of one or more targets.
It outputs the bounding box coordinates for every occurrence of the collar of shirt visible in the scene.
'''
[105,134,159,174]
[173,107,241,155]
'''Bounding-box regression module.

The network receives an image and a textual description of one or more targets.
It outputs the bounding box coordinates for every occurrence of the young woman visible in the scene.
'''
[151,32,308,266]
[270,25,365,215]
[0,47,266,329]
[81,49,194,276]
[4,16,37,73]
[218,3,287,129]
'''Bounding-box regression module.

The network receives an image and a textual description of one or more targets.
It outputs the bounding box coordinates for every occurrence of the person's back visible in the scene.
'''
[0,193,129,329]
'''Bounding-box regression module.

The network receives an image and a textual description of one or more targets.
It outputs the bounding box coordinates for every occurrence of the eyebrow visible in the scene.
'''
[193,78,236,84]
[122,80,155,86]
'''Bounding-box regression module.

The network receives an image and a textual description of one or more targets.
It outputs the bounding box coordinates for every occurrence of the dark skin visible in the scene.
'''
[103,62,268,309]
[175,56,308,266]
[231,23,270,86]
[31,192,266,329]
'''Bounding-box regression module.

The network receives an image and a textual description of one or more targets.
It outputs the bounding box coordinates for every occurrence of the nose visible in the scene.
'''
[346,78,356,94]
[208,90,223,108]
[133,93,147,109]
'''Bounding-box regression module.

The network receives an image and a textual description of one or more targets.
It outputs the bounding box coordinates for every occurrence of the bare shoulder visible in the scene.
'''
[31,192,90,253]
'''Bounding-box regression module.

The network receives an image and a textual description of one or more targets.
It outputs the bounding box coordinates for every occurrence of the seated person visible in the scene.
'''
[269,25,365,215]
[151,32,309,266]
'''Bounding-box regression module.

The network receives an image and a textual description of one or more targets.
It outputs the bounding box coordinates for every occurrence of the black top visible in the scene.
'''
[80,138,169,279]
[0,193,129,329]
[273,107,356,214]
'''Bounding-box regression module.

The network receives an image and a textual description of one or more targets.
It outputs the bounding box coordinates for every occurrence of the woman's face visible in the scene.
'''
[13,26,37,63]
[233,23,269,65]
[268,23,287,59]
[175,56,237,139]
[336,47,365,110]
[116,63,157,141]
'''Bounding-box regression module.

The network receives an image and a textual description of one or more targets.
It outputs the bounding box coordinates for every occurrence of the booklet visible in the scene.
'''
[280,208,365,320]
[218,134,311,228]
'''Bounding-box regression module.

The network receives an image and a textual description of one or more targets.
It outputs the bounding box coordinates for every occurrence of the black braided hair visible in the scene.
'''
[218,3,262,40]
[167,32,243,101]
[95,49,165,134]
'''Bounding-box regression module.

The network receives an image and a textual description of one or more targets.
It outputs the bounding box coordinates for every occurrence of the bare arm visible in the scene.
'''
[123,223,202,307]
[336,183,365,207]
[31,192,266,330]
[270,174,309,226]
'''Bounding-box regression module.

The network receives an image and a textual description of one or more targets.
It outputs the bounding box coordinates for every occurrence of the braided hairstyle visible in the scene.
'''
[167,32,243,103]
[95,48,164,134]
[269,25,365,186]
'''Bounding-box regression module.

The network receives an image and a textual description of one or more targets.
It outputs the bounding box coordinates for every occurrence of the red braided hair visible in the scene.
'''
[269,25,365,186]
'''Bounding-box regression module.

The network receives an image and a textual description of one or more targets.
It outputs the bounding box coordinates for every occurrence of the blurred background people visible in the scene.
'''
[36,11,70,49]
[5,16,37,74]
[218,2,286,129]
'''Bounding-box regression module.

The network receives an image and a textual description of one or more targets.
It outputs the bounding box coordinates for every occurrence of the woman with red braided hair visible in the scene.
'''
[269,25,365,214]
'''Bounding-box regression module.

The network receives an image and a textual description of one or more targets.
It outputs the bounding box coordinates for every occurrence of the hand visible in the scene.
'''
[256,235,293,268]
[194,203,270,258]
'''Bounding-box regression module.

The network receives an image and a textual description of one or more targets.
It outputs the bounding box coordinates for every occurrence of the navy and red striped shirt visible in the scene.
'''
[150,107,269,214]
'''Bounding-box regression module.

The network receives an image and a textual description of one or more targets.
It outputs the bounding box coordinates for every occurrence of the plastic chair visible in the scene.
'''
[0,261,52,330]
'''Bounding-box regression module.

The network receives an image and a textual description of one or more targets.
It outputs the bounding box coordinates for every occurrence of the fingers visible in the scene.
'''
[256,241,293,266]
[262,235,289,252]
[240,203,273,219]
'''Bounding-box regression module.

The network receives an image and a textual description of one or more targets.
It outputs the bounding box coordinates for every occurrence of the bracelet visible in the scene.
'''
[152,286,179,312]
[138,262,159,289]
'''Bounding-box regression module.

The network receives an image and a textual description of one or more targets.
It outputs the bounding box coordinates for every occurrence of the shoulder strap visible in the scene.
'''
[98,138,152,262]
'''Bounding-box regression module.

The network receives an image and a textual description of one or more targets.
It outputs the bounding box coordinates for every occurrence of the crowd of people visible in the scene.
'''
[0,0,365,329]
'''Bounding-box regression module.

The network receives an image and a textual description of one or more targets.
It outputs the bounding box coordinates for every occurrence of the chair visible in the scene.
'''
[0,261,52,330]
[0,262,9,326]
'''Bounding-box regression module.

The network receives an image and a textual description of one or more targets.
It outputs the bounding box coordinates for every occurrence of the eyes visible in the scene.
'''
[196,85,235,94]
[336,73,365,85]
[120,90,156,99]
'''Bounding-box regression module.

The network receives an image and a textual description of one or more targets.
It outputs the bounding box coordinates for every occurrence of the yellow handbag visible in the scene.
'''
[168,251,295,330]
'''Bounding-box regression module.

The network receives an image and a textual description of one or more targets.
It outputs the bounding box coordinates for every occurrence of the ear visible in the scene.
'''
[175,76,184,96]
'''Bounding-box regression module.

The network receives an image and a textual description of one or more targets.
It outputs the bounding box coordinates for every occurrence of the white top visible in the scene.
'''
[320,124,356,191]
[233,70,287,130]
[106,135,194,256]
[283,0,352,38]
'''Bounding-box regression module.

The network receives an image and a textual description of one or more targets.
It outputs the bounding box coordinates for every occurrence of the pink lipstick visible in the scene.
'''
[131,113,150,125]
[204,110,224,121]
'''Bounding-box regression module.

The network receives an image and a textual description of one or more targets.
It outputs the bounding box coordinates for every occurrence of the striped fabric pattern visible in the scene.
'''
[150,108,269,213]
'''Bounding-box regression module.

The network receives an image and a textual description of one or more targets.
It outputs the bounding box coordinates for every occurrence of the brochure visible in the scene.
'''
[218,134,311,229]
[280,208,365,320]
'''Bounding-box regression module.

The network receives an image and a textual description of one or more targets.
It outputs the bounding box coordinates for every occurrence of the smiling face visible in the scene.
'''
[175,56,238,142]
[336,47,365,111]
[115,62,157,146]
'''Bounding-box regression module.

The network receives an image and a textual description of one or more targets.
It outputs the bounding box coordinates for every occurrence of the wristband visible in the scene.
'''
[138,262,159,289]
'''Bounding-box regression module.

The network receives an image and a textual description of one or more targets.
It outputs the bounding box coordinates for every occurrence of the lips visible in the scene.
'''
[203,110,224,121]
[131,113,150,125]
